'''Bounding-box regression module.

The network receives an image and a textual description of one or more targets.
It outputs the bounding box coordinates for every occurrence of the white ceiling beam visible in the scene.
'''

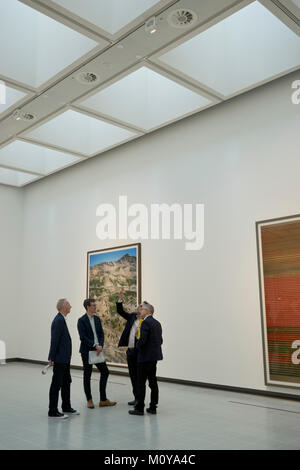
[18,137,88,160]
[0,163,43,177]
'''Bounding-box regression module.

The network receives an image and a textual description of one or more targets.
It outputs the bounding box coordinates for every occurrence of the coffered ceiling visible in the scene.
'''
[0,0,299,187]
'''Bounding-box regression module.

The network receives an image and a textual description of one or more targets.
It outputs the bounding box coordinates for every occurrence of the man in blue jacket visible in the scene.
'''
[48,298,79,419]
[129,301,163,416]
[77,299,116,409]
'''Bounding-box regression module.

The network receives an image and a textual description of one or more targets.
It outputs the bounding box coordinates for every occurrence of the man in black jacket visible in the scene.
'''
[77,299,116,409]
[116,289,143,406]
[129,302,163,416]
[48,298,79,419]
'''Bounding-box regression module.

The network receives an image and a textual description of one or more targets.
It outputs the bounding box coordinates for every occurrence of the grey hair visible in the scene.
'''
[142,301,154,315]
[56,298,67,312]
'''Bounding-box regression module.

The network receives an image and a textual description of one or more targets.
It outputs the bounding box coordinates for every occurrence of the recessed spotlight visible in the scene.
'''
[76,72,100,85]
[145,17,158,34]
[12,109,36,121]
[12,109,22,120]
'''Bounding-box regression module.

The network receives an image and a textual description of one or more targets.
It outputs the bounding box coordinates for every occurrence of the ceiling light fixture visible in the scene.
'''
[12,109,36,121]
[12,109,22,121]
[145,17,158,34]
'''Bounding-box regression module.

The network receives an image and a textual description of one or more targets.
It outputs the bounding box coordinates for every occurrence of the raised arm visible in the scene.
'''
[116,289,131,320]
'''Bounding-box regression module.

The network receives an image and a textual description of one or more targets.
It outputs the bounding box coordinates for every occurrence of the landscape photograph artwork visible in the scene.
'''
[87,243,141,365]
[257,216,300,387]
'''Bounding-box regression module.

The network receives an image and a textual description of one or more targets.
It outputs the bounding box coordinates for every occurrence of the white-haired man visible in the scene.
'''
[48,299,79,419]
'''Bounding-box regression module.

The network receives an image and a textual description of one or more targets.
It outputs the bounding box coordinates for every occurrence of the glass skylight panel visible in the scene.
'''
[0,140,81,175]
[51,0,162,35]
[157,1,300,97]
[78,66,212,131]
[0,167,39,187]
[0,0,101,89]
[24,109,137,156]
[0,84,28,115]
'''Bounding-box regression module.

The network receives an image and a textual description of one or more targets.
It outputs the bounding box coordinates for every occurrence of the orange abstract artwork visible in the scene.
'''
[258,218,300,386]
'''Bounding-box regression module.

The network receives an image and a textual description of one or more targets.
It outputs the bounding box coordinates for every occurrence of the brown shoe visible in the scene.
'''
[99,399,117,407]
[87,400,95,409]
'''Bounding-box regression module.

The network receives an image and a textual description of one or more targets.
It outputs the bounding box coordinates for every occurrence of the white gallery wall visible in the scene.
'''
[3,69,300,395]
[0,185,23,359]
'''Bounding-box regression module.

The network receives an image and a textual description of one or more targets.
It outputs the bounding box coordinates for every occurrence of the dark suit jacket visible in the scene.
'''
[48,313,72,363]
[116,302,138,347]
[137,315,163,363]
[77,313,104,354]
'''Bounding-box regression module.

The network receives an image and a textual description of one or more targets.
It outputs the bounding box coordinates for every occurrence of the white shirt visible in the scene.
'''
[128,318,140,349]
[87,314,99,347]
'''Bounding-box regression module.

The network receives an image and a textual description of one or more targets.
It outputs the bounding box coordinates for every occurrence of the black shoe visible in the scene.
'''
[128,399,137,406]
[129,409,144,416]
[62,408,80,415]
[48,411,68,419]
[146,408,157,414]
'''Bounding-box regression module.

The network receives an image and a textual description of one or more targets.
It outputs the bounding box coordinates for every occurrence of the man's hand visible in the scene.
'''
[49,360,54,366]
[119,288,124,301]
[96,345,103,356]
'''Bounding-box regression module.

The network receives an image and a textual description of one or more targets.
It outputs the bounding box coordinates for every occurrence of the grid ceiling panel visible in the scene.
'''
[24,109,138,156]
[157,2,300,97]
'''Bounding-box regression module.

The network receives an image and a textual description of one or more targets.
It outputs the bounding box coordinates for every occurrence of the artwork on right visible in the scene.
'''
[257,215,300,388]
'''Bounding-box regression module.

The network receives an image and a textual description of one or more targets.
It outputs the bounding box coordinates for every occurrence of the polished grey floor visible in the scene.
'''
[0,362,300,450]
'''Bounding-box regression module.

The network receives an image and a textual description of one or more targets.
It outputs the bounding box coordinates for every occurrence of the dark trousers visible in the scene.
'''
[136,361,158,411]
[81,354,109,402]
[49,363,72,413]
[126,348,138,399]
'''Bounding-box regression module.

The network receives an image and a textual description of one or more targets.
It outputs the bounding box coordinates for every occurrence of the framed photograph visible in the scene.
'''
[87,243,141,366]
[257,215,300,388]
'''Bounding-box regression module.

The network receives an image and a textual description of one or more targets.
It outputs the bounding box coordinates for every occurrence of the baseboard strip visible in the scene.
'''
[5,358,300,402]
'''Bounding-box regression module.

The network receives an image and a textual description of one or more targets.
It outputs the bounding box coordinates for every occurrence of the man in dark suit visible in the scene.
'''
[77,299,116,409]
[116,289,142,406]
[129,301,163,416]
[48,298,79,419]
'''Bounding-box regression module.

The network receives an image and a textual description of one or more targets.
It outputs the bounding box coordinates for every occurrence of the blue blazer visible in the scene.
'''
[137,316,163,363]
[77,313,104,354]
[48,313,72,364]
